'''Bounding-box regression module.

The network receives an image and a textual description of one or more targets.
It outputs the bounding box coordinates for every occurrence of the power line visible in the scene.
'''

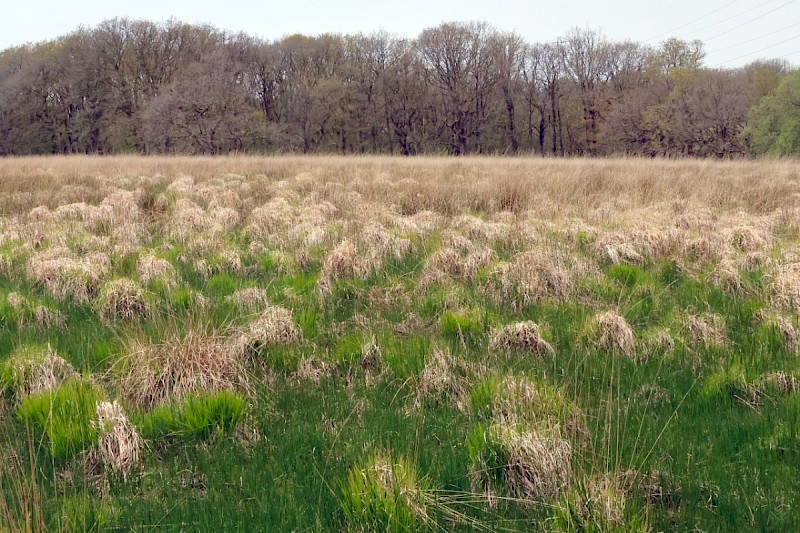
[706,20,800,53]
[703,0,798,42]
[719,32,800,64]
[644,0,743,43]
[673,0,785,40]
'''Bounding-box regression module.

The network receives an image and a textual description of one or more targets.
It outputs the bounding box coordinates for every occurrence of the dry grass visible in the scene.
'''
[412,348,471,411]
[114,331,247,410]
[1,345,75,398]
[233,305,302,359]
[91,400,143,480]
[590,311,637,357]
[489,322,555,356]
[95,278,151,323]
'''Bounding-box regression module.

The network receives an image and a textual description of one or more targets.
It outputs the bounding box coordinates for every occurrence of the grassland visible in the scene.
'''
[1,155,800,531]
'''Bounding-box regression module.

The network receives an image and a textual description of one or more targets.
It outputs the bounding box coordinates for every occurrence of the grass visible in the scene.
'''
[1,155,800,530]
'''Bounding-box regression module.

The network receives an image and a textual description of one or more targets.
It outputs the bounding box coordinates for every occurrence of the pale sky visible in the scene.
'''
[2,0,799,68]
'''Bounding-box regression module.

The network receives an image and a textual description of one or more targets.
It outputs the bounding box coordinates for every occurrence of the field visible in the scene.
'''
[1,155,800,531]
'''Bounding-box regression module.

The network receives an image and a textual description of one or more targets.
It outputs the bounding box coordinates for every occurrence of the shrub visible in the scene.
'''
[17,377,106,462]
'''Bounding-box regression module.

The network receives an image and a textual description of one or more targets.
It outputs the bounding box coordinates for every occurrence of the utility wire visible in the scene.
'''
[703,0,798,42]
[720,32,800,63]
[707,20,800,53]
[672,0,785,40]
[644,0,742,43]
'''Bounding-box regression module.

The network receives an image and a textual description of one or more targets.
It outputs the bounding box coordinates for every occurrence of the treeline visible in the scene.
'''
[0,18,796,156]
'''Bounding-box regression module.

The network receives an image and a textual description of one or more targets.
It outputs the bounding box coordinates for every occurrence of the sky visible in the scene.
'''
[1,0,799,68]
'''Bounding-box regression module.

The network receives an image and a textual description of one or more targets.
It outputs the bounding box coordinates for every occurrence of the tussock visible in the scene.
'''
[492,251,573,309]
[591,311,636,357]
[95,278,151,323]
[361,222,413,261]
[33,305,67,329]
[294,357,329,384]
[115,331,246,410]
[137,253,178,289]
[488,321,555,356]
[774,261,800,312]
[233,305,302,359]
[472,423,573,504]
[709,257,744,294]
[413,348,470,411]
[226,287,272,313]
[684,312,728,349]
[359,337,384,373]
[25,247,108,303]
[758,371,800,395]
[503,428,572,502]
[1,345,75,398]
[91,400,143,479]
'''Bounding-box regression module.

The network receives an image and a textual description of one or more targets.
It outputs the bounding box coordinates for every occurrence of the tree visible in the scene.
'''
[742,70,800,155]
[142,51,264,154]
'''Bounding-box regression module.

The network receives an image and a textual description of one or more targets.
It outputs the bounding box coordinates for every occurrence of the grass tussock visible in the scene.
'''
[1,344,76,399]
[489,321,555,356]
[91,400,143,479]
[95,278,152,323]
[114,331,247,410]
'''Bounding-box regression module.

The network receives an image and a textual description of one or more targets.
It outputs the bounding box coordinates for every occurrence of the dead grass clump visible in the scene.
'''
[233,305,302,359]
[757,372,800,395]
[361,222,413,261]
[504,428,572,502]
[492,251,573,309]
[169,199,210,241]
[709,257,744,294]
[412,348,470,411]
[684,313,728,349]
[773,261,800,312]
[33,305,67,329]
[115,331,246,410]
[1,345,76,398]
[226,287,272,313]
[637,384,672,408]
[489,322,555,356]
[591,311,636,357]
[137,253,178,289]
[471,423,573,504]
[91,400,143,480]
[95,279,151,323]
[728,225,770,253]
[322,240,369,280]
[25,248,107,303]
[294,357,330,384]
[359,337,384,374]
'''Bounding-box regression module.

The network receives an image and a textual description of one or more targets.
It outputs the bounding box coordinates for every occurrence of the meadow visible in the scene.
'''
[1,155,800,531]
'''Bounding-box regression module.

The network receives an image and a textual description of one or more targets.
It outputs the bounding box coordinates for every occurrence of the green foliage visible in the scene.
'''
[138,391,246,441]
[439,309,486,344]
[743,70,800,155]
[16,377,105,462]
[57,493,116,532]
[341,452,429,531]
